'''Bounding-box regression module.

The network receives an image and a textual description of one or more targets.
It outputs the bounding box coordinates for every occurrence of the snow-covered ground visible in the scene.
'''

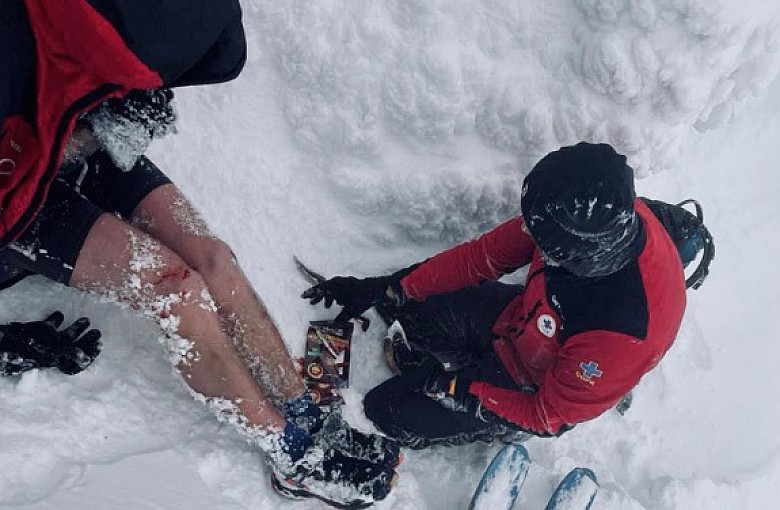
[2,0,780,508]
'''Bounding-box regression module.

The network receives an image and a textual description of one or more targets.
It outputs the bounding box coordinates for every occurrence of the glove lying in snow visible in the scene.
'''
[0,311,102,375]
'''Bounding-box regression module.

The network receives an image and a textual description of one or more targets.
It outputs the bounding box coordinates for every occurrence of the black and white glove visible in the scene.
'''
[302,276,405,323]
[0,312,102,376]
[422,371,481,415]
[83,88,177,171]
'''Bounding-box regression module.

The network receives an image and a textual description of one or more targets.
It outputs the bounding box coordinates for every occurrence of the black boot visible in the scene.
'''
[317,412,402,468]
[284,395,401,468]
[271,443,396,509]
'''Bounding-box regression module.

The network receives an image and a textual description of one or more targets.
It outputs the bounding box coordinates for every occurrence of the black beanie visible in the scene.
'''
[520,142,644,277]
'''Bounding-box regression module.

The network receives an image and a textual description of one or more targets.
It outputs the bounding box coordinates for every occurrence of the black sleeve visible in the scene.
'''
[0,0,37,123]
[85,0,247,87]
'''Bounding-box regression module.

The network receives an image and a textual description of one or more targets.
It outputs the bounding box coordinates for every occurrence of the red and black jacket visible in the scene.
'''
[400,200,687,435]
[0,0,246,247]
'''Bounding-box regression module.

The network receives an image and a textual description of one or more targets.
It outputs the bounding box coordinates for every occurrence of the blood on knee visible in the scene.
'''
[152,267,192,287]
[143,262,207,307]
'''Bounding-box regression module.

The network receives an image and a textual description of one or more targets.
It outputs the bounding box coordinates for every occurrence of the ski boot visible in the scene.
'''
[271,443,397,509]
[285,395,402,468]
[318,411,403,468]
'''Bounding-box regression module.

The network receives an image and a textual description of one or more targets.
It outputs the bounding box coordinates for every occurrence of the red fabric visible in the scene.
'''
[401,216,536,300]
[401,200,686,435]
[0,0,161,246]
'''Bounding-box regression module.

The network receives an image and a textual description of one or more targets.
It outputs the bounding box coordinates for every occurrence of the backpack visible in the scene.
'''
[640,197,715,290]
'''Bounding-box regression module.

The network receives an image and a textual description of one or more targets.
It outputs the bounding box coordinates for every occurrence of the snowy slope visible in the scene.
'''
[2,0,780,509]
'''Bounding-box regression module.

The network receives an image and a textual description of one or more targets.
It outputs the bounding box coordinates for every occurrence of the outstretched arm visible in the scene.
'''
[400,216,535,301]
[301,217,535,321]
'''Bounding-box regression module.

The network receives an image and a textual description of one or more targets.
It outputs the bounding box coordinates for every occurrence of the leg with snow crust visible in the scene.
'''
[70,213,288,431]
[128,184,305,403]
[70,213,397,508]
[123,186,399,506]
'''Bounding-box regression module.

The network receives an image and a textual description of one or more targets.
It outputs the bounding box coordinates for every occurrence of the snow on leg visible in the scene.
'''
[69,213,288,434]
[129,184,305,403]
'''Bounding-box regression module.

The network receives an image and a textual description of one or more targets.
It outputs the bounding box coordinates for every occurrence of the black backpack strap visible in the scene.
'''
[641,198,715,290]
[676,200,715,290]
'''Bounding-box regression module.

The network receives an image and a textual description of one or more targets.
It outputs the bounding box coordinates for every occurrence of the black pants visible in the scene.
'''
[364,281,523,448]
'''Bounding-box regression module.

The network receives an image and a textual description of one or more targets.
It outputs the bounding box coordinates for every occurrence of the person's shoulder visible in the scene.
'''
[550,263,650,344]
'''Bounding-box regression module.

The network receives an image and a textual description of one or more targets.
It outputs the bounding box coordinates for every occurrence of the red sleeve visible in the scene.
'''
[400,217,535,301]
[469,331,648,435]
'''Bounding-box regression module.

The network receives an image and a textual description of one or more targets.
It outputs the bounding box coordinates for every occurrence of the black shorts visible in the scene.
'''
[0,151,171,287]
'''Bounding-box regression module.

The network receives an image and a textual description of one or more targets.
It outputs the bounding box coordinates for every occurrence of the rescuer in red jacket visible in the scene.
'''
[303,142,687,448]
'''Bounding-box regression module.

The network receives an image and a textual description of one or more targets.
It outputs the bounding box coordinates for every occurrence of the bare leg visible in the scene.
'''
[70,213,287,432]
[130,184,305,402]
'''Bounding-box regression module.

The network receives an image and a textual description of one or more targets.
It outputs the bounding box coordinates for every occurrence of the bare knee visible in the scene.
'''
[186,238,239,284]
[129,246,212,314]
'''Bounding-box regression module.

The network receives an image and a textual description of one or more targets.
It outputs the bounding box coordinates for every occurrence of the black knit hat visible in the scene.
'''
[520,142,644,277]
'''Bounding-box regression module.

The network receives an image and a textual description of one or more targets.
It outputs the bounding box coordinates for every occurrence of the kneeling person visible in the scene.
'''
[304,143,693,448]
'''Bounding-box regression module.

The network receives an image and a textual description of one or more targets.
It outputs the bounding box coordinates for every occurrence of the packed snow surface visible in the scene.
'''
[2,0,780,508]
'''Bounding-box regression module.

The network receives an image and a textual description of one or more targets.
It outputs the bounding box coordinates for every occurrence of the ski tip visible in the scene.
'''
[468,444,532,510]
[544,467,599,510]
[293,255,327,284]
[566,467,597,485]
[498,443,530,460]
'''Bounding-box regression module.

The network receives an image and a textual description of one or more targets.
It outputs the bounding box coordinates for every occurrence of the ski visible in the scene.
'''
[468,444,531,510]
[544,467,599,510]
[294,255,328,285]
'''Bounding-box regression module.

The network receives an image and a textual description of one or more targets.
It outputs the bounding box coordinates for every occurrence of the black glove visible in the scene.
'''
[302,276,402,323]
[422,370,481,415]
[0,312,102,376]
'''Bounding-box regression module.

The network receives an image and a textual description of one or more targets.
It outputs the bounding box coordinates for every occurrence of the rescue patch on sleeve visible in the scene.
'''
[575,361,603,386]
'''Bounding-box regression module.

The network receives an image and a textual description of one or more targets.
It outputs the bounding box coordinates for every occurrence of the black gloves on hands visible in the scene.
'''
[301,261,423,324]
[0,312,102,376]
[302,276,404,323]
[422,371,481,415]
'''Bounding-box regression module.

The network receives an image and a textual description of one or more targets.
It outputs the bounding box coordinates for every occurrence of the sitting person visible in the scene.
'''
[303,142,712,448]
[1,1,397,507]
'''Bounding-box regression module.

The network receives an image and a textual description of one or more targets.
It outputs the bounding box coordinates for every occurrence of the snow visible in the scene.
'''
[2,0,780,508]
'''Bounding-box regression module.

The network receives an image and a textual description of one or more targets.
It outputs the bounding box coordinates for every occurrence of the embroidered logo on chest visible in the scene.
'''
[537,314,557,338]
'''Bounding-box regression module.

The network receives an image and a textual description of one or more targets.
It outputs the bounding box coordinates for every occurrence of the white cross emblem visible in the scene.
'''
[537,314,556,338]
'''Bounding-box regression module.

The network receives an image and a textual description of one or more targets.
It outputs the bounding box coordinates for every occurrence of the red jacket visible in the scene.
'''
[400,199,686,435]
[0,0,245,247]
